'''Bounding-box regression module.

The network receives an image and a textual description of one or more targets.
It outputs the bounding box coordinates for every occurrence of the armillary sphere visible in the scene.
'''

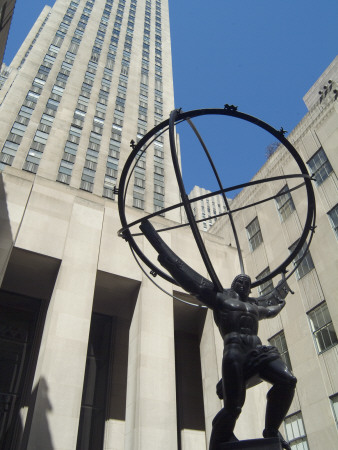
[117,107,316,301]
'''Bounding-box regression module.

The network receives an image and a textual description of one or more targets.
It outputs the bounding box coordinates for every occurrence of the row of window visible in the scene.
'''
[134,0,151,209]
[246,148,336,261]
[152,0,165,215]
[18,9,51,69]
[199,147,334,233]
[0,0,81,170]
[1,0,167,215]
[270,301,337,366]
[271,319,338,447]
[57,0,112,186]
[102,0,135,199]
[284,411,309,449]
[29,0,94,175]
[79,0,118,194]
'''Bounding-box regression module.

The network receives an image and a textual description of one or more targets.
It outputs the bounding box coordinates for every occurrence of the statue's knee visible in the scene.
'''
[284,373,297,389]
[234,406,242,418]
[290,374,297,388]
[225,405,242,419]
[280,371,297,388]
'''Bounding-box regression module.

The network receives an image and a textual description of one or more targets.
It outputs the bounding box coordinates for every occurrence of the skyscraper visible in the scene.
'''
[0,0,180,216]
[187,185,228,231]
[0,1,190,449]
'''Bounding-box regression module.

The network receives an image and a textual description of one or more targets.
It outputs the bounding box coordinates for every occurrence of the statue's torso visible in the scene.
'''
[213,290,260,340]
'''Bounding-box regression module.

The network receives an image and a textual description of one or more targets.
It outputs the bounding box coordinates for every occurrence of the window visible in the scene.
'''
[284,412,309,449]
[133,197,144,209]
[308,302,338,353]
[2,141,19,156]
[19,106,34,118]
[64,141,78,155]
[59,160,73,175]
[33,77,45,88]
[34,130,49,144]
[308,148,333,185]
[256,267,273,296]
[26,149,43,164]
[327,205,338,239]
[289,241,314,280]
[46,98,59,111]
[11,122,27,136]
[40,114,54,127]
[330,394,338,428]
[276,185,295,222]
[269,331,292,371]
[52,85,64,96]
[44,54,56,65]
[246,217,263,251]
[154,166,164,175]
[104,175,116,189]
[26,91,39,102]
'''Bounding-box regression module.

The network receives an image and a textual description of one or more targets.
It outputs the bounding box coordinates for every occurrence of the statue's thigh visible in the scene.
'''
[259,358,295,385]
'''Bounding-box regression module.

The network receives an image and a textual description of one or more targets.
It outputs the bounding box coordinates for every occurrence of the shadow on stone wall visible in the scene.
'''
[0,172,13,285]
[20,377,54,450]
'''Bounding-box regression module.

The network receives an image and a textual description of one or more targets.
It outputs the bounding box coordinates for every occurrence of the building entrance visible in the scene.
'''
[0,291,41,449]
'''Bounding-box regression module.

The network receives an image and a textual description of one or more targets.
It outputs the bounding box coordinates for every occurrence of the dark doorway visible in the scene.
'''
[76,313,113,450]
[0,291,41,449]
[173,293,207,450]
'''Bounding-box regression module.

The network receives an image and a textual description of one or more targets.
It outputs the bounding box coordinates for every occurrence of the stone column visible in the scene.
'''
[124,275,178,450]
[0,172,33,284]
[26,198,104,450]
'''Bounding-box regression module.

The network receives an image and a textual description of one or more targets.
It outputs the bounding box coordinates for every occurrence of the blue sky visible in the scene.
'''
[4,0,338,194]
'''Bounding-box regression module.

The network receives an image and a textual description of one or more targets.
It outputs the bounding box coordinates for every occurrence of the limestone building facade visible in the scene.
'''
[0,0,337,449]
[211,56,338,450]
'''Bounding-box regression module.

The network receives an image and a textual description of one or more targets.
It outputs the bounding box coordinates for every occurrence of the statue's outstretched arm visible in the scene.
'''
[140,220,217,309]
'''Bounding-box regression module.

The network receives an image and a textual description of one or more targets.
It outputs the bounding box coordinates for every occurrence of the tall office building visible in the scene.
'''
[0,0,180,215]
[0,1,189,449]
[187,185,228,231]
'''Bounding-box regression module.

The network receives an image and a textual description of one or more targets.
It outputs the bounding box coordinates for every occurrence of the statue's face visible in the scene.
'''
[232,275,251,299]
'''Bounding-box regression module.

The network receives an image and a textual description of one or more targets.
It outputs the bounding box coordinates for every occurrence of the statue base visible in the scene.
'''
[215,437,282,450]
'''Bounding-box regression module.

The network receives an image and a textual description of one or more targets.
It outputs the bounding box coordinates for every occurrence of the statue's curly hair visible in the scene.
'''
[231,274,251,290]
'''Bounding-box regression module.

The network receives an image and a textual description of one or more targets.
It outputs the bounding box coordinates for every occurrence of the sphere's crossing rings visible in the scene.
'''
[119,175,310,236]
[117,108,316,290]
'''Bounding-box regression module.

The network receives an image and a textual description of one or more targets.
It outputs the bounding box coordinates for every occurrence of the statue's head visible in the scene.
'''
[231,274,251,299]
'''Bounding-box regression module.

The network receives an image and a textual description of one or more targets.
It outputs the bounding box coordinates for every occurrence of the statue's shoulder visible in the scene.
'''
[220,288,237,298]
[215,289,238,307]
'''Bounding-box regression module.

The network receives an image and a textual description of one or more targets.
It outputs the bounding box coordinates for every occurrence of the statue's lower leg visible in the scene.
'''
[263,382,296,450]
[209,406,241,450]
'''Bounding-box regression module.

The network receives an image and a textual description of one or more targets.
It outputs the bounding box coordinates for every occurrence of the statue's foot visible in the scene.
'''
[209,433,238,450]
[228,433,239,443]
[263,429,291,450]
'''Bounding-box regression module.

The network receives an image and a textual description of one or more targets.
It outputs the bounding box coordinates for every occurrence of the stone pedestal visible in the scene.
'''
[217,437,282,450]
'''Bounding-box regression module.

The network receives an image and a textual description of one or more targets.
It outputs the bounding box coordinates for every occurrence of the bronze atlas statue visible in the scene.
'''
[118,107,316,450]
